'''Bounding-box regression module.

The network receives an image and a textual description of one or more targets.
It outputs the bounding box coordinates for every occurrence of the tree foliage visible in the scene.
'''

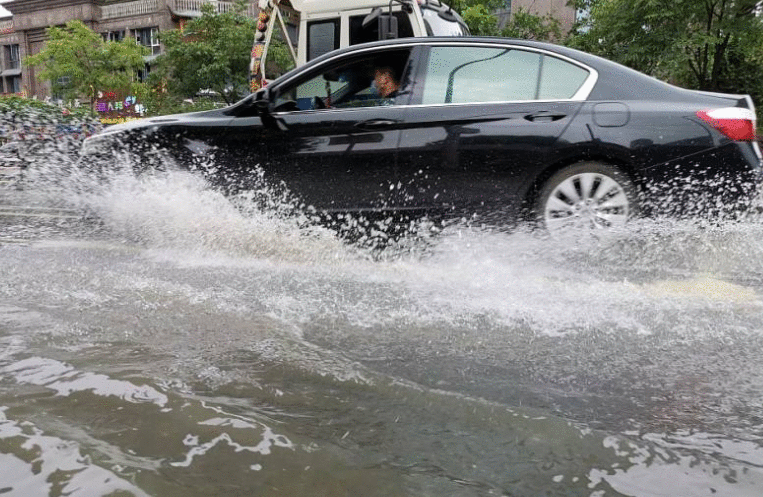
[153,0,256,105]
[501,8,562,40]
[24,20,148,112]
[449,0,505,17]
[0,94,96,124]
[461,4,501,36]
[567,0,763,103]
[266,24,297,79]
[459,1,562,41]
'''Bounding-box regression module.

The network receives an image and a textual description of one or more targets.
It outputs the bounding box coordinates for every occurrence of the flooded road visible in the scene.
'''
[2,167,763,496]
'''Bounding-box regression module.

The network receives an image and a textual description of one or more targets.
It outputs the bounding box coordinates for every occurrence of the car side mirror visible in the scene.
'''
[253,88,271,115]
[253,88,288,131]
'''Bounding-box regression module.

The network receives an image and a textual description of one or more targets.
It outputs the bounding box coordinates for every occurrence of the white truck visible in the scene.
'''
[250,0,469,90]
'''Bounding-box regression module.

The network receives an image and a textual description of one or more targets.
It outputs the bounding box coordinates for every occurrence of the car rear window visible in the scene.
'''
[420,46,589,104]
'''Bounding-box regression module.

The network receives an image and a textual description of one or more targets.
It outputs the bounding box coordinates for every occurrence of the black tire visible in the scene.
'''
[535,162,638,232]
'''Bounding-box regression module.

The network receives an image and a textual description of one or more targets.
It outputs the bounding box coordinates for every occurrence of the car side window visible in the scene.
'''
[272,49,413,112]
[421,47,540,104]
[272,74,349,111]
[538,55,590,99]
[420,46,590,104]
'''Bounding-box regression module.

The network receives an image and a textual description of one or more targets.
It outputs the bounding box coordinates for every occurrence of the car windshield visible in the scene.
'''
[422,7,469,36]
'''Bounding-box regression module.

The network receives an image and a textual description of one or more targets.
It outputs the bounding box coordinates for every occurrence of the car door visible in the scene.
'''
[247,47,417,214]
[396,43,593,219]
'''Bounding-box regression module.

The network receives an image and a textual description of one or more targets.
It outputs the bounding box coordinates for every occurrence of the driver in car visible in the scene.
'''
[373,66,400,99]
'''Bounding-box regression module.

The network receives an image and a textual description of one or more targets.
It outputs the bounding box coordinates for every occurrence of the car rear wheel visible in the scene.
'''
[535,162,638,233]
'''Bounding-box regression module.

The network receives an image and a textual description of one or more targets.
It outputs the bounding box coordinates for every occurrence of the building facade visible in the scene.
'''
[0,0,257,99]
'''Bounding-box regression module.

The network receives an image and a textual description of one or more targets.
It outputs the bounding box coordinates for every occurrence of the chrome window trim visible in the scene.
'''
[401,99,589,111]
[273,98,588,117]
[273,105,402,116]
[271,40,599,115]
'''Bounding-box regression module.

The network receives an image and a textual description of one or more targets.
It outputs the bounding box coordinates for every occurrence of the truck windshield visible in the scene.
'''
[422,7,470,36]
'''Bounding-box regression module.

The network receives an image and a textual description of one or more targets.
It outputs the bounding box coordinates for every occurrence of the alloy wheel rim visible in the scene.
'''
[544,172,630,231]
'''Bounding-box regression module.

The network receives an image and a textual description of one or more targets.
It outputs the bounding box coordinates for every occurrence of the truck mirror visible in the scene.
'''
[378,15,398,40]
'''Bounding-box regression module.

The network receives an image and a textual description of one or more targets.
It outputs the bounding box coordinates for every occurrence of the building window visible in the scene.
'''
[52,75,72,100]
[137,62,151,82]
[5,44,19,70]
[5,75,20,94]
[103,30,126,42]
[135,27,160,56]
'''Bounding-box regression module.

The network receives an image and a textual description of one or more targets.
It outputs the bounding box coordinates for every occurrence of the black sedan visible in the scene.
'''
[83,37,762,232]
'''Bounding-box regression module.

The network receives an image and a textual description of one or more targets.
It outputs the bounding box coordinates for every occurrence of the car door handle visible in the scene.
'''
[524,112,567,122]
[355,119,399,130]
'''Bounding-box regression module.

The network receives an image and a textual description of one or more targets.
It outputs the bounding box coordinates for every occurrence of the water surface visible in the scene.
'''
[1,162,763,496]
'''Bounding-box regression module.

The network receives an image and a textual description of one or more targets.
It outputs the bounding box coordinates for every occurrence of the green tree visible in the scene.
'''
[461,4,500,36]
[153,0,256,105]
[266,24,297,78]
[501,7,562,40]
[449,0,505,13]
[24,20,148,113]
[567,0,763,102]
[459,1,563,41]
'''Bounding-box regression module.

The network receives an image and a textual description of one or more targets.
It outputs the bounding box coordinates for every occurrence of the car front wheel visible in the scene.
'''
[535,162,638,232]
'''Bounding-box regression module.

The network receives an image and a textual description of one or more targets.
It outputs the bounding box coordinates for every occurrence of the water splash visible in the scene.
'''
[82,168,351,263]
[6,130,763,338]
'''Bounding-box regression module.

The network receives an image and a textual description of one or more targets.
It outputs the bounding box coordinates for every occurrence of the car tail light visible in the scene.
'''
[697,107,757,141]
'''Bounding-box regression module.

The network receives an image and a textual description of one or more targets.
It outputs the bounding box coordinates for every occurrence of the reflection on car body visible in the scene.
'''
[83,37,762,233]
